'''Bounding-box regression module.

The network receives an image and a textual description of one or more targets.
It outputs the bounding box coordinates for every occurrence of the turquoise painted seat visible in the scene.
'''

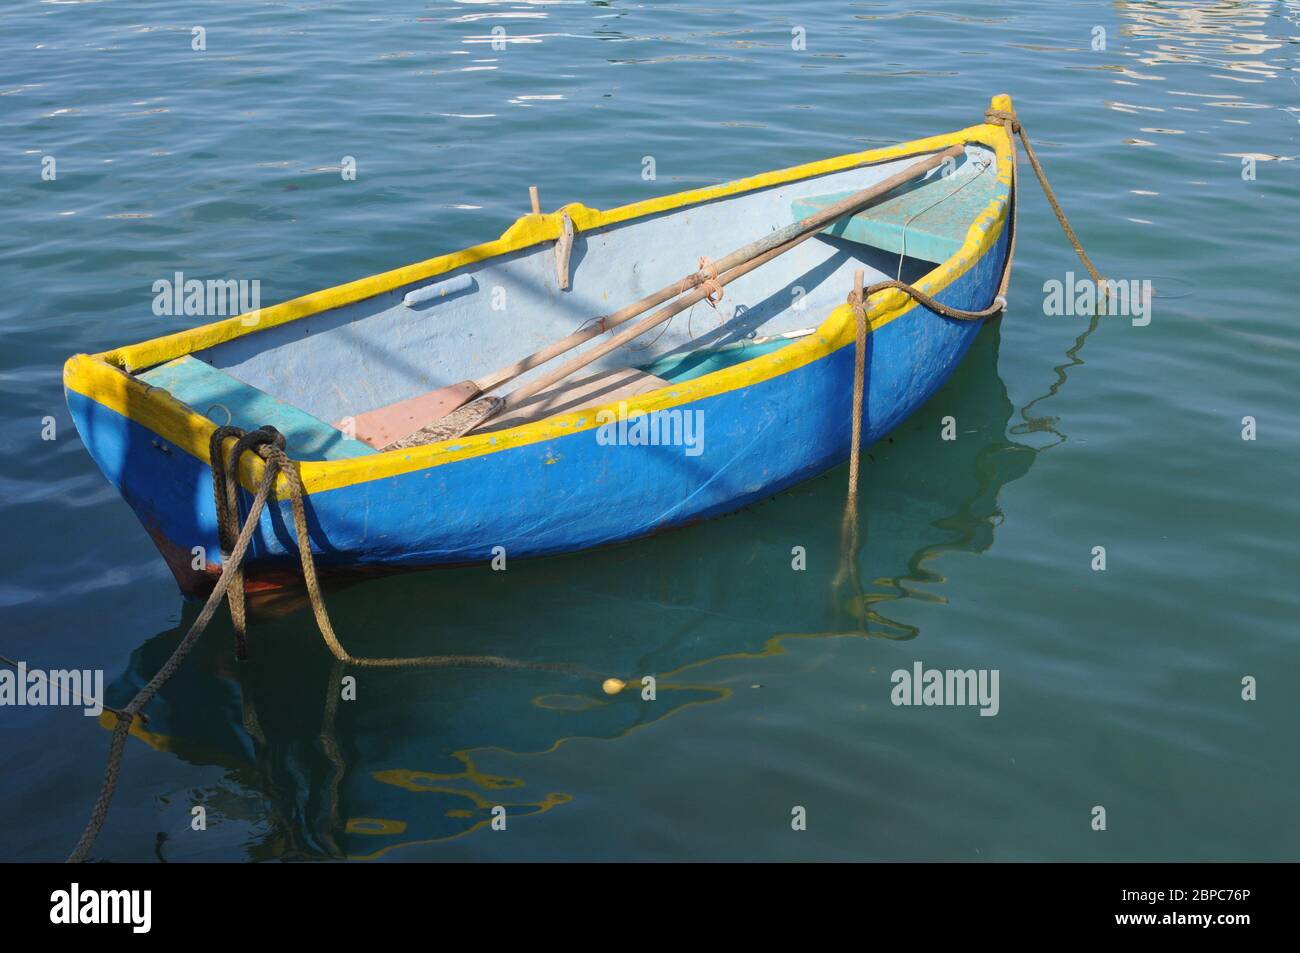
[137,356,376,460]
[791,163,999,264]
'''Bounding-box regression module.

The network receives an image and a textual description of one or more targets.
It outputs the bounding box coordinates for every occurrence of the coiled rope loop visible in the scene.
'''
[211,424,284,660]
[68,426,598,862]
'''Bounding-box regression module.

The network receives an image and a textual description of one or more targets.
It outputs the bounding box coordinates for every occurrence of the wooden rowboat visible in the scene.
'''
[99,322,1031,858]
[64,96,1017,597]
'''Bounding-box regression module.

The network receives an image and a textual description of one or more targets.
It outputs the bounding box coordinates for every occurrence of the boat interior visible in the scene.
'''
[135,143,1000,460]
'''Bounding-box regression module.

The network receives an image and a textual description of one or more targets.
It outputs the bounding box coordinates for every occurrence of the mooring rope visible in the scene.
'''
[210,424,284,660]
[67,435,283,863]
[70,108,1100,861]
[831,273,872,623]
[848,107,1104,329]
[0,654,140,724]
[68,426,603,862]
[984,107,1105,289]
[836,107,1104,619]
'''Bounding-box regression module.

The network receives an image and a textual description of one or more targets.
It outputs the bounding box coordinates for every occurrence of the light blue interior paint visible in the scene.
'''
[180,146,995,426]
[137,356,376,461]
[403,272,475,308]
[72,224,1006,591]
[790,150,999,264]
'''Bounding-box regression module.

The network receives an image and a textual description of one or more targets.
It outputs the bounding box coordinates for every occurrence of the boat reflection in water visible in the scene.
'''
[104,320,1037,860]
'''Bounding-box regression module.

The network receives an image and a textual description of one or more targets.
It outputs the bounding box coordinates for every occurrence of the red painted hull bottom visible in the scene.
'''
[144,519,335,600]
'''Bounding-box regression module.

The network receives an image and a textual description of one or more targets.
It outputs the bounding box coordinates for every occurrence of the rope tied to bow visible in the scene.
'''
[210,424,284,660]
[836,106,1107,619]
[984,106,1105,289]
[67,431,287,863]
[843,107,1108,330]
[68,426,608,862]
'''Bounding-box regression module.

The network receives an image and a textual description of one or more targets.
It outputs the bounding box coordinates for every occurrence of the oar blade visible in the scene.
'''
[340,380,480,449]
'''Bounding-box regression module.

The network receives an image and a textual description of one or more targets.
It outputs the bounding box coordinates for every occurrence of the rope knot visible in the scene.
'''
[697,255,724,309]
[984,108,1020,132]
[209,424,291,661]
[846,287,867,316]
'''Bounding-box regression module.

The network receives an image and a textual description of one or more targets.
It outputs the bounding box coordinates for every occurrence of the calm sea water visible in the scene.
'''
[1,1,1296,862]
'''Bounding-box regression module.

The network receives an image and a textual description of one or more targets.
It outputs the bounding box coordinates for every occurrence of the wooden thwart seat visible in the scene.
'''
[790,160,998,264]
[138,356,376,460]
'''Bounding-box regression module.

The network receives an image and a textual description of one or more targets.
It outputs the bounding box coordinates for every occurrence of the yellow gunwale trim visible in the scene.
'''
[65,96,1015,497]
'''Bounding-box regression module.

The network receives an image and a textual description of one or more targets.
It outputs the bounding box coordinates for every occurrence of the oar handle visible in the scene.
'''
[489,232,810,418]
[473,272,700,394]
[481,144,967,420]
[473,143,966,397]
[709,143,965,274]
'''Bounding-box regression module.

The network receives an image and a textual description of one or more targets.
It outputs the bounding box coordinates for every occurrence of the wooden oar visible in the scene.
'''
[469,144,965,429]
[353,144,964,448]
[471,231,811,430]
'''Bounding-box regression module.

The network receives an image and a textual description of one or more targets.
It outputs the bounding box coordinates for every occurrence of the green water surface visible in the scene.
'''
[0,1,1296,861]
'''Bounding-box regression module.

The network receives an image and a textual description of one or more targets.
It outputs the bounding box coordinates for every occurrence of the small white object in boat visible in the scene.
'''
[403,272,474,308]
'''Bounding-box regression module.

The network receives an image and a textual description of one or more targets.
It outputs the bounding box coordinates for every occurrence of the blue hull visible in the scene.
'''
[66,227,1007,596]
